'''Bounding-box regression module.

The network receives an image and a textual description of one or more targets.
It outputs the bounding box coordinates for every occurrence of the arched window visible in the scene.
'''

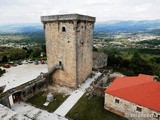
[62,27,66,32]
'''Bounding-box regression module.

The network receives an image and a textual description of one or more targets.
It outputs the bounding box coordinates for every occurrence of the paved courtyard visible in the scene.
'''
[0,64,48,92]
[12,102,67,120]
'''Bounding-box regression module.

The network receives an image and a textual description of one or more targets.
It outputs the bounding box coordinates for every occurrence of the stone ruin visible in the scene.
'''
[85,69,115,99]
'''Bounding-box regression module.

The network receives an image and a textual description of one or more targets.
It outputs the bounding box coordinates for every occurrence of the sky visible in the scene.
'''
[0,0,160,24]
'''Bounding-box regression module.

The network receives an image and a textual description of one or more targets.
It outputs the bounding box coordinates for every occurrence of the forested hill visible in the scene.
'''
[94,20,160,33]
[0,20,160,34]
[0,23,43,34]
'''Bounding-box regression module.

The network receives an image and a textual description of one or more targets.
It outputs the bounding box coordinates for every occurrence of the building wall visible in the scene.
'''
[93,52,108,69]
[104,93,160,120]
[0,77,47,107]
[0,95,10,108]
[44,19,94,88]
[76,21,93,86]
[45,21,77,87]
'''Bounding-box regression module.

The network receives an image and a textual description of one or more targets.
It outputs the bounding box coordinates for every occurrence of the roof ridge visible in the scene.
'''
[106,81,154,92]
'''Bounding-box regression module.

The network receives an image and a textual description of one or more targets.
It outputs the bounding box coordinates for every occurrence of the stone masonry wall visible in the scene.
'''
[0,95,10,108]
[76,21,93,85]
[104,93,160,120]
[45,21,77,87]
[43,14,95,88]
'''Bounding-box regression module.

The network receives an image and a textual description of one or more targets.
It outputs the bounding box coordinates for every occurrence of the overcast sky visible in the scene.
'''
[0,0,160,24]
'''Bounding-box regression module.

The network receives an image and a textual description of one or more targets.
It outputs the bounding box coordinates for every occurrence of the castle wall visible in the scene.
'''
[0,95,10,108]
[0,77,47,107]
[76,21,93,85]
[45,21,77,87]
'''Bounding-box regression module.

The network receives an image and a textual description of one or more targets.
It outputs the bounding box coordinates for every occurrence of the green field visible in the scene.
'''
[27,92,68,112]
[66,95,126,120]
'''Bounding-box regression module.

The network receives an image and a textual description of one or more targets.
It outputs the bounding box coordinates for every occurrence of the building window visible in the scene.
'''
[62,27,66,32]
[153,113,160,119]
[115,98,120,104]
[59,61,62,66]
[136,106,142,112]
[82,42,84,45]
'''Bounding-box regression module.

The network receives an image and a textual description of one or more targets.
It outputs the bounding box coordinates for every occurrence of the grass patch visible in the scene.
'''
[27,92,68,112]
[66,95,126,120]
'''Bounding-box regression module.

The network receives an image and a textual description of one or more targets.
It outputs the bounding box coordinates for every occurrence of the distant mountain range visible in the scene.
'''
[95,20,160,33]
[0,23,43,34]
[0,20,160,34]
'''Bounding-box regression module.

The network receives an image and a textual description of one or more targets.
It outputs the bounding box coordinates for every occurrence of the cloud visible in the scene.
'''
[0,0,160,24]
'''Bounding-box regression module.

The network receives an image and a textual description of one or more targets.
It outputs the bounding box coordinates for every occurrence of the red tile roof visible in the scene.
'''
[105,74,160,112]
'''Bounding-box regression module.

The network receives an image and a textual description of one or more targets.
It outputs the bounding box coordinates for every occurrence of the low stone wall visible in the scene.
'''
[0,95,10,108]
[0,77,47,108]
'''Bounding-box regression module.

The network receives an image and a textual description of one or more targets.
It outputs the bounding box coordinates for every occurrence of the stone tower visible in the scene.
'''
[41,14,96,88]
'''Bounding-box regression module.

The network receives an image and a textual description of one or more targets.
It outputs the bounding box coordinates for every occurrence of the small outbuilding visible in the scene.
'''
[104,74,160,120]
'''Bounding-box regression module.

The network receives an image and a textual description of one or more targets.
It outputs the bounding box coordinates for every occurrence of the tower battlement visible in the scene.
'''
[41,14,95,23]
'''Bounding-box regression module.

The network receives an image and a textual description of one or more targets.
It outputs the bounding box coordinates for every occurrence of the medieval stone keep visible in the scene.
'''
[41,14,96,88]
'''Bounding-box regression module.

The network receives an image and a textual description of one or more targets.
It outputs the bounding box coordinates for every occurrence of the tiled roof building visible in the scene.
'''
[104,74,160,120]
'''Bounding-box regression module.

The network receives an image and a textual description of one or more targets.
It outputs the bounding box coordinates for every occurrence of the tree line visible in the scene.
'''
[0,45,46,63]
[100,48,160,80]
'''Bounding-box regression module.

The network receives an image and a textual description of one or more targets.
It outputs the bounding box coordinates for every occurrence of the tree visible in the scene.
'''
[151,57,160,64]
[0,68,6,76]
[131,52,142,64]
[22,47,33,58]
[9,48,27,60]
[31,48,41,58]
[129,52,153,75]
[41,45,46,53]
[2,55,8,63]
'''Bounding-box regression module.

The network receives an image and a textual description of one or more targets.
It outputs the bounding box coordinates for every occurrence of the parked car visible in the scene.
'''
[9,62,14,65]
[34,60,39,65]
[11,64,17,67]
[22,60,28,64]
[40,60,45,64]
[3,64,10,68]
[27,60,33,63]
[9,62,17,67]
[16,62,22,65]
